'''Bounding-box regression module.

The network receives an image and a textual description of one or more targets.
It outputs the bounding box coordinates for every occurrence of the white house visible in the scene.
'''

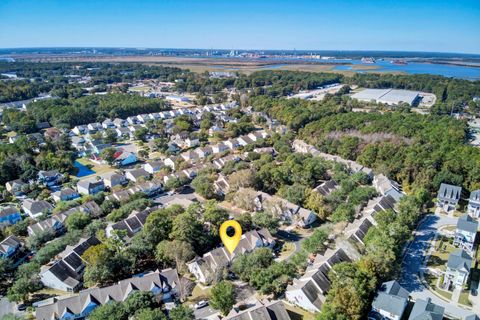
[437,183,462,212]
[444,249,472,288]
[22,199,54,219]
[102,172,127,188]
[454,215,478,253]
[144,160,164,174]
[77,178,105,195]
[125,168,150,183]
[467,190,480,218]
[52,188,80,203]
[371,280,409,320]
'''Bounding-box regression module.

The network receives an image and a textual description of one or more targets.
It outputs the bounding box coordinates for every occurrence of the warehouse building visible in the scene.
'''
[351,88,420,106]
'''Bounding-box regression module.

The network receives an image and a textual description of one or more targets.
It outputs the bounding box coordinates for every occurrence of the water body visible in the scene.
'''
[74,160,96,177]
[332,59,480,80]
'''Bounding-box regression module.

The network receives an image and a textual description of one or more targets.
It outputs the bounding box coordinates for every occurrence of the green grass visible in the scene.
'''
[427,238,456,271]
[284,304,316,320]
[186,284,211,303]
[424,273,453,300]
[458,290,472,306]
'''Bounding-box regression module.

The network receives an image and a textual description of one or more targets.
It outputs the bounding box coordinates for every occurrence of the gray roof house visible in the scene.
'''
[40,236,101,292]
[225,300,291,320]
[437,183,462,212]
[454,215,478,253]
[444,249,473,288]
[408,298,444,320]
[21,199,54,219]
[35,268,183,320]
[468,189,480,218]
[125,168,150,183]
[371,280,409,320]
[77,178,105,195]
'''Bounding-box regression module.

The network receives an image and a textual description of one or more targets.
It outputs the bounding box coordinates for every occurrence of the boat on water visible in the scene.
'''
[361,57,375,64]
[391,59,408,65]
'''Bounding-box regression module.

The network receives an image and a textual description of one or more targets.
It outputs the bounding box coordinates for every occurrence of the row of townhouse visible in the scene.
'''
[105,206,159,238]
[71,102,238,136]
[40,236,101,292]
[286,183,403,313]
[225,299,291,320]
[252,190,318,228]
[35,268,183,320]
[285,248,353,312]
[437,182,480,217]
[176,130,269,165]
[28,201,102,237]
[187,228,275,284]
[6,170,63,196]
[292,139,374,178]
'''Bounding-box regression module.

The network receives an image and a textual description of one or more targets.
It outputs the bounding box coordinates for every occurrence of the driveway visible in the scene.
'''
[0,296,23,319]
[399,213,477,319]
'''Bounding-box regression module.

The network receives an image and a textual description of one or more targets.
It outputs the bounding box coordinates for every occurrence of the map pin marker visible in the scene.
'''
[219,220,242,254]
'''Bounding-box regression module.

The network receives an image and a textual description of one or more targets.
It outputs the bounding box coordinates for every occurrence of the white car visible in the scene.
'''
[194,300,208,309]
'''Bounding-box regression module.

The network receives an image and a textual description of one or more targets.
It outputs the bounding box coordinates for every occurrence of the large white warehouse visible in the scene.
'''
[351,88,420,106]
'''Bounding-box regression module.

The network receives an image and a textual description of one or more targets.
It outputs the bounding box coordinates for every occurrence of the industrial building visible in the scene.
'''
[351,88,420,106]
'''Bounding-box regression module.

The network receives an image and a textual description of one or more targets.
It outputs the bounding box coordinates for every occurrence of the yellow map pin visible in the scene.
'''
[219,220,242,254]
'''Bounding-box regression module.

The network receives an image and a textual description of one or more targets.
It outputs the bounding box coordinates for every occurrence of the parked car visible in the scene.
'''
[17,303,28,311]
[194,300,208,309]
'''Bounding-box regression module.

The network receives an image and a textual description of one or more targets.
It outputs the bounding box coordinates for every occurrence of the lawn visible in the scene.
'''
[424,273,453,300]
[186,284,211,303]
[427,236,455,272]
[277,242,296,261]
[284,303,316,320]
[74,157,113,178]
[458,290,472,306]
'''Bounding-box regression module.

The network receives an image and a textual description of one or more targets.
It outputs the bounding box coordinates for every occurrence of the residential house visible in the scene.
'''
[35,268,183,320]
[184,138,200,148]
[40,237,101,292]
[85,140,111,155]
[144,160,164,174]
[105,190,132,203]
[101,119,115,129]
[181,151,199,163]
[102,172,127,188]
[237,135,253,146]
[72,125,87,135]
[313,180,338,196]
[113,118,127,128]
[225,300,291,320]
[43,127,61,141]
[224,138,240,150]
[112,149,137,166]
[106,207,156,237]
[28,201,102,237]
[22,199,53,219]
[0,236,23,260]
[71,136,86,151]
[87,122,103,133]
[209,125,224,136]
[0,206,21,226]
[214,174,230,196]
[467,190,480,218]
[373,174,404,201]
[77,178,105,195]
[38,170,63,187]
[52,188,80,203]
[286,248,353,313]
[164,156,177,170]
[408,298,444,320]
[437,183,462,212]
[128,180,163,198]
[195,146,213,159]
[211,143,228,154]
[454,215,478,253]
[126,116,139,125]
[187,229,275,284]
[212,154,241,170]
[370,280,409,320]
[125,168,150,183]
[444,249,472,288]
[115,126,132,139]
[5,179,27,195]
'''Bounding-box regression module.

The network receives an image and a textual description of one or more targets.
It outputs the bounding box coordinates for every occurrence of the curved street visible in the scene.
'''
[399,213,477,319]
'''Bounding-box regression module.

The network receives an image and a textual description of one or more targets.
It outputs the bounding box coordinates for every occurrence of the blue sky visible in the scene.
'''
[1,0,479,53]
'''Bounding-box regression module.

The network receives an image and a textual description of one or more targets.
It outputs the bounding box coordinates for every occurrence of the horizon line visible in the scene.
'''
[1,46,480,57]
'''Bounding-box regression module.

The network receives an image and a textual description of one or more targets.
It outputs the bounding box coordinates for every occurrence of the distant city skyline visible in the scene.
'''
[1,0,479,54]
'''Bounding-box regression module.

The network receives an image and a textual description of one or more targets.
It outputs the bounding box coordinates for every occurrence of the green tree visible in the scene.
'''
[210,281,235,316]
[169,305,194,320]
[155,240,195,273]
[65,211,91,230]
[100,147,117,165]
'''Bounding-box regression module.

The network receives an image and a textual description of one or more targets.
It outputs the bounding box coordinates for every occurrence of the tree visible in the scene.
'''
[133,309,167,320]
[210,281,235,316]
[170,212,207,252]
[227,169,254,191]
[301,228,329,254]
[169,305,194,320]
[100,147,117,165]
[252,211,279,234]
[191,175,215,199]
[65,211,91,230]
[155,240,195,273]
[88,300,127,320]
[331,203,355,223]
[134,127,149,141]
[203,200,229,236]
[104,129,117,144]
[305,189,328,220]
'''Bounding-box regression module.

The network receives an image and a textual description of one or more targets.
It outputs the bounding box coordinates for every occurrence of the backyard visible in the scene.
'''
[427,235,456,272]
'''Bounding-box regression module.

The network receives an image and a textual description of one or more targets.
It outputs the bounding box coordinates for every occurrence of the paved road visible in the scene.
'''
[0,296,23,319]
[399,214,477,319]
[276,230,302,261]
